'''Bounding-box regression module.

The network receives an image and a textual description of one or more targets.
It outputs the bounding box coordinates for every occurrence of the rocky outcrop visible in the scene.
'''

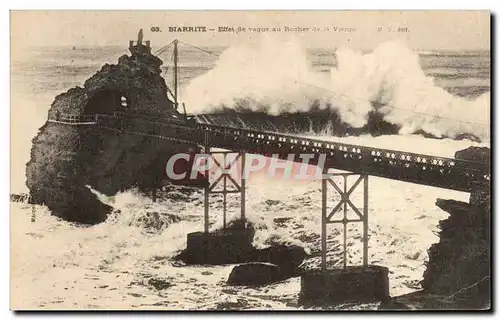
[255,244,306,277]
[199,107,482,142]
[199,108,401,137]
[420,146,490,308]
[454,146,490,163]
[26,40,197,224]
[134,211,181,234]
[226,245,307,286]
[422,199,490,297]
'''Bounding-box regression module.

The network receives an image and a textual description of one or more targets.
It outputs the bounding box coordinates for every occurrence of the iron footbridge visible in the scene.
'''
[48,112,490,193]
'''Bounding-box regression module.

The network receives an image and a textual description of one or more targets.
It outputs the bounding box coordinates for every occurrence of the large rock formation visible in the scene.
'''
[198,106,401,137]
[420,146,490,308]
[379,147,490,310]
[227,263,284,286]
[26,37,197,224]
[226,245,308,287]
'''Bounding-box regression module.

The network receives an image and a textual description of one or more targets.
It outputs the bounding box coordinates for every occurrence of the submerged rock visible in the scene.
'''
[199,106,483,142]
[255,244,306,277]
[134,211,181,234]
[227,244,307,286]
[454,133,482,143]
[200,108,401,137]
[148,278,173,290]
[225,244,307,286]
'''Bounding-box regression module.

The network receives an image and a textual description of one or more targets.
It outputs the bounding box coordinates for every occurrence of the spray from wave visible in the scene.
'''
[89,186,311,256]
[183,36,489,141]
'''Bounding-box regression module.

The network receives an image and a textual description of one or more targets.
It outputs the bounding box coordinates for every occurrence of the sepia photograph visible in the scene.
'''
[9,10,491,311]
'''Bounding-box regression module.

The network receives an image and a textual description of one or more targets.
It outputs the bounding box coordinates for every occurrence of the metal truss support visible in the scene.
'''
[203,144,246,234]
[321,172,369,271]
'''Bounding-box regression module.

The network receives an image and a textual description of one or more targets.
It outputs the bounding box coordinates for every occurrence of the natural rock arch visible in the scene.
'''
[84,90,127,115]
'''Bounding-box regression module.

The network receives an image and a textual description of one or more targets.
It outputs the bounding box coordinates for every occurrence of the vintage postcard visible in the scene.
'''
[10,10,490,310]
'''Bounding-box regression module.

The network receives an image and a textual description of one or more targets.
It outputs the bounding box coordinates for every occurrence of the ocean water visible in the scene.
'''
[10,40,490,310]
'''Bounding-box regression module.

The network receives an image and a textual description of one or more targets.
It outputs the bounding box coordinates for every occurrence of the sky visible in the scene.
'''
[10,10,490,53]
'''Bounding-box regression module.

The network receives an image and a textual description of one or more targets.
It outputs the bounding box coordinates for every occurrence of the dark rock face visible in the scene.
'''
[422,199,490,302]
[227,263,283,286]
[226,245,307,286]
[199,107,401,137]
[147,278,173,290]
[26,41,196,224]
[454,146,490,163]
[199,105,482,142]
[421,146,490,308]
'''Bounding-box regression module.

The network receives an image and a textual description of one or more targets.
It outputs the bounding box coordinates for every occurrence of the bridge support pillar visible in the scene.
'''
[320,173,369,269]
[299,171,389,306]
[183,149,252,265]
[202,150,246,232]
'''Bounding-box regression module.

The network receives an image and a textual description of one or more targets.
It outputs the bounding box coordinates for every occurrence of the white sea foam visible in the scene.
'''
[183,37,490,140]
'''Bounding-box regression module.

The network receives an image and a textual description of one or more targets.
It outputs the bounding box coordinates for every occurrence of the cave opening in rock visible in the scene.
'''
[84,90,130,115]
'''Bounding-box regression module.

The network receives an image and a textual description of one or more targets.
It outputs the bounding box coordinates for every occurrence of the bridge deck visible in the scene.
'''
[86,113,489,193]
[44,112,489,192]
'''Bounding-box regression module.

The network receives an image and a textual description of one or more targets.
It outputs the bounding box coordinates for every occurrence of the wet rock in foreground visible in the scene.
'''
[255,244,307,277]
[148,278,173,291]
[420,146,490,309]
[227,263,284,286]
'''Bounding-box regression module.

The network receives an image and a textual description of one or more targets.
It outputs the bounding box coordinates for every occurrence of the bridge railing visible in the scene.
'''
[95,113,203,144]
[198,123,490,191]
[47,112,97,124]
[93,113,489,192]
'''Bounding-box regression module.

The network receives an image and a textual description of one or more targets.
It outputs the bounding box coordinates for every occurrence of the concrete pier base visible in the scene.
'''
[181,229,255,265]
[299,265,390,306]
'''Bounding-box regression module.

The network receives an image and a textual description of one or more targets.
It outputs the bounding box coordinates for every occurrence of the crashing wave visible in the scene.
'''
[183,38,489,141]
